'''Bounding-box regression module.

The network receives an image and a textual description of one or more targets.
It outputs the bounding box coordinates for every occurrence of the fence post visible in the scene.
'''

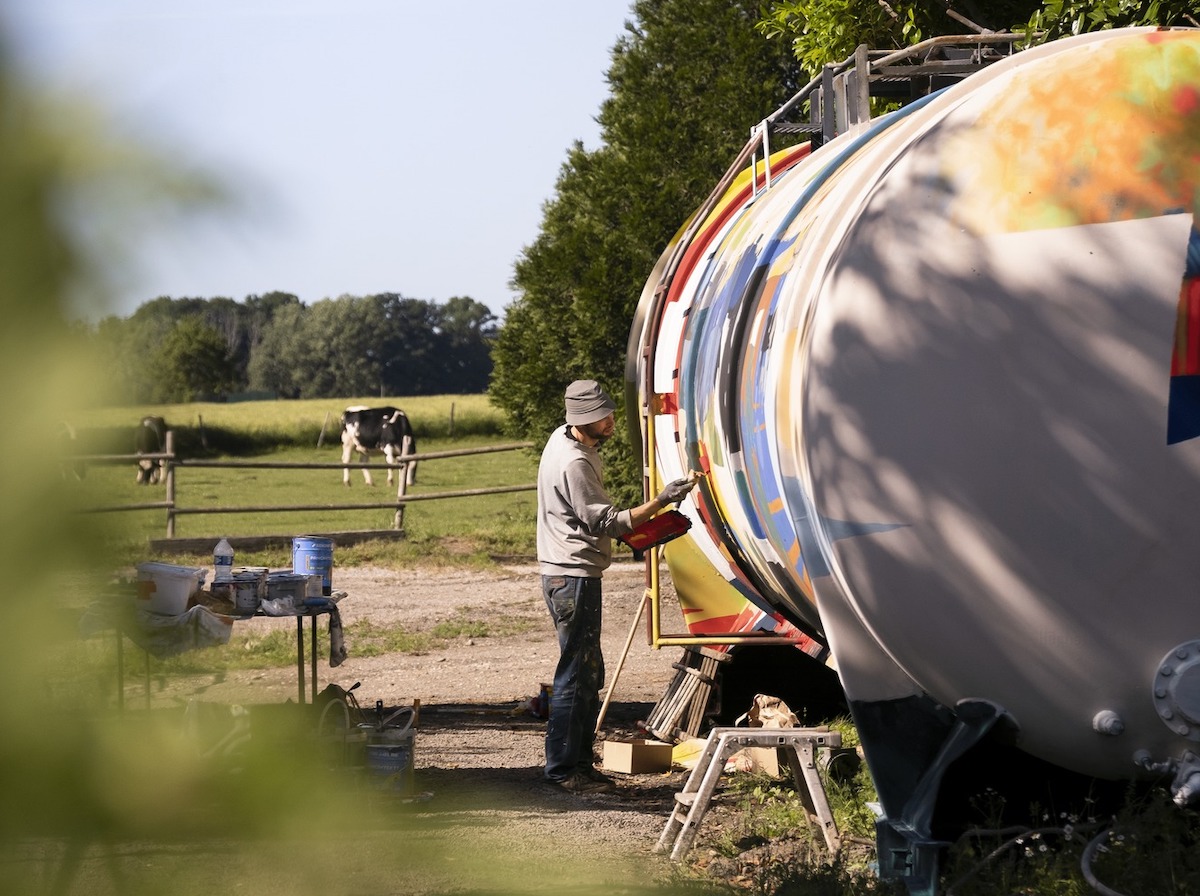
[394,472,407,530]
[165,430,176,538]
[449,402,456,438]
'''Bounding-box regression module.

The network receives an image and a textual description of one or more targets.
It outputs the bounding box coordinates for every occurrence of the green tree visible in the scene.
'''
[375,293,441,396]
[150,317,236,402]
[295,295,386,398]
[491,0,804,505]
[756,0,1196,77]
[247,300,309,398]
[86,300,185,404]
[756,1,1042,75]
[199,295,250,387]
[1021,0,1197,43]
[90,312,150,403]
[244,290,300,348]
[92,289,489,402]
[434,295,497,394]
[91,294,256,401]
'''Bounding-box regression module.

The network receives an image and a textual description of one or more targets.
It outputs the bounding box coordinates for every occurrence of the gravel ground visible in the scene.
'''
[166,559,687,709]
[143,559,724,893]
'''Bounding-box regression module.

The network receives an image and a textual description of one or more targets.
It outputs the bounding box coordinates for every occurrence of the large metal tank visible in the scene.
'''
[629,26,1200,889]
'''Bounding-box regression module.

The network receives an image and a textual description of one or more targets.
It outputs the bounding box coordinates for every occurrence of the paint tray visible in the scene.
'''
[618,509,692,550]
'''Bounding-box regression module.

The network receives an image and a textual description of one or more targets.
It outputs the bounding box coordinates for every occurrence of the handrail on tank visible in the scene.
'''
[642,135,764,648]
[640,133,818,647]
[762,32,1030,150]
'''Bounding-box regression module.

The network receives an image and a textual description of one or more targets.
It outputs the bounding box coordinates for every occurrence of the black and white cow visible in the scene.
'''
[340,406,418,487]
[135,415,167,485]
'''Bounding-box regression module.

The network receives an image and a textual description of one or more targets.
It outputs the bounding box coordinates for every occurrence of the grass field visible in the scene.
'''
[71,394,504,454]
[66,396,541,569]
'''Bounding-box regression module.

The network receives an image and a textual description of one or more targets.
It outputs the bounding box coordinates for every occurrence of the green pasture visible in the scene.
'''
[64,396,542,569]
[71,394,503,455]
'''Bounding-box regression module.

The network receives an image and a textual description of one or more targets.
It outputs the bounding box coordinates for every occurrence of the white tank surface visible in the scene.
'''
[631,24,1200,807]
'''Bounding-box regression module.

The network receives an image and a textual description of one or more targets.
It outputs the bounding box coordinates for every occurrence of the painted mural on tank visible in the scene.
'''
[630,27,1200,799]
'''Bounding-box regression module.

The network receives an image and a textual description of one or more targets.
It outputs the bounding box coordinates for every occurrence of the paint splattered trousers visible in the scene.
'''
[541,574,605,781]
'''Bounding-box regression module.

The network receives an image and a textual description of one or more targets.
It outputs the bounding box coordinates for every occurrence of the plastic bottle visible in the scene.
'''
[213,537,234,582]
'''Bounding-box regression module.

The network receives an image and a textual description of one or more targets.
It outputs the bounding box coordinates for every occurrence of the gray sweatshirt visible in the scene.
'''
[537,425,633,578]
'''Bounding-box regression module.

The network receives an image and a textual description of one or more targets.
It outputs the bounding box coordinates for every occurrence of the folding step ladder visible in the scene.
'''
[655,726,843,861]
[644,646,729,741]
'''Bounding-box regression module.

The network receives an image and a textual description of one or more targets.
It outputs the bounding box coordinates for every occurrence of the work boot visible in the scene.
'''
[548,772,616,794]
[582,766,618,788]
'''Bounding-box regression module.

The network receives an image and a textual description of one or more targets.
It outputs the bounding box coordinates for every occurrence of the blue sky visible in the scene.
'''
[2,1,636,320]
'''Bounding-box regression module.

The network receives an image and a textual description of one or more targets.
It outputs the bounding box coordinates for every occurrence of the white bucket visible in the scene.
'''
[136,563,206,616]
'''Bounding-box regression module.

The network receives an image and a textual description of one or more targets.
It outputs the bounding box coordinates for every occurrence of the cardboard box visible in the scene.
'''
[602,738,675,774]
[738,746,784,777]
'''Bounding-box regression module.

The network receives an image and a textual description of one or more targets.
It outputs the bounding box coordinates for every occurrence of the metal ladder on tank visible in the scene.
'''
[760,32,1026,152]
[655,726,843,861]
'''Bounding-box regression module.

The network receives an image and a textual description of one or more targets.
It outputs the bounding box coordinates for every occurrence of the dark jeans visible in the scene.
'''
[542,574,605,781]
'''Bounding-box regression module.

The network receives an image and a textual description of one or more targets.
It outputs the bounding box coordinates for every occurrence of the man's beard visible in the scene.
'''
[581,422,612,444]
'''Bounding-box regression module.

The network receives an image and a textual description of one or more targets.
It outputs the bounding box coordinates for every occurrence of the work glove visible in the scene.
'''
[656,477,696,506]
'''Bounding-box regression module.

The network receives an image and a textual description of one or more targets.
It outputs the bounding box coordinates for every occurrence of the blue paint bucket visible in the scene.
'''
[292,536,334,595]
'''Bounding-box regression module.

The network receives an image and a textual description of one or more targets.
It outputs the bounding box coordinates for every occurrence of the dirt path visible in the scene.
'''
[160,559,687,709]
[141,560,716,893]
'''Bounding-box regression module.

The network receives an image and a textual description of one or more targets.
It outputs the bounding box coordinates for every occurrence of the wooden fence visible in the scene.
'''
[76,431,536,539]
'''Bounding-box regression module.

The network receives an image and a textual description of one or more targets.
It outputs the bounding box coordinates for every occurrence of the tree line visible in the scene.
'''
[86,291,497,403]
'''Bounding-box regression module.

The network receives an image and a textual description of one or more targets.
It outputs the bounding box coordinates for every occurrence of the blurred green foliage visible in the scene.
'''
[0,31,687,896]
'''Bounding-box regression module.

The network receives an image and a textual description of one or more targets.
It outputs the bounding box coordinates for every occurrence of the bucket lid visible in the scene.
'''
[137,562,206,580]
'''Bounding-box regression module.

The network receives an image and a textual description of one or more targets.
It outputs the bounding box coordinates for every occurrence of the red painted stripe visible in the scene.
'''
[666,145,811,308]
[1173,278,1200,376]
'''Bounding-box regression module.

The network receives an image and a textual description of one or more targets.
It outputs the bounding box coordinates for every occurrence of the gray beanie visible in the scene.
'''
[565,379,616,425]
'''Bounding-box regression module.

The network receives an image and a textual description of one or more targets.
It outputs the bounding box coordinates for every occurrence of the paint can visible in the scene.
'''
[534,682,553,719]
[230,569,266,614]
[266,571,309,602]
[364,718,415,794]
[292,536,333,595]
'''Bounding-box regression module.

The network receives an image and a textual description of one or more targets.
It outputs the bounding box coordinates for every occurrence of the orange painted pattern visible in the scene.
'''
[946,32,1200,234]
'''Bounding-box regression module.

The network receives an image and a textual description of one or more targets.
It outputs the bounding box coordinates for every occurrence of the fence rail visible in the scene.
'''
[74,433,535,538]
[174,442,535,469]
[169,484,538,515]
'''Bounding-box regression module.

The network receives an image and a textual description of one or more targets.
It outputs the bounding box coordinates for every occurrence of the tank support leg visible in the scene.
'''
[872,699,1008,896]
